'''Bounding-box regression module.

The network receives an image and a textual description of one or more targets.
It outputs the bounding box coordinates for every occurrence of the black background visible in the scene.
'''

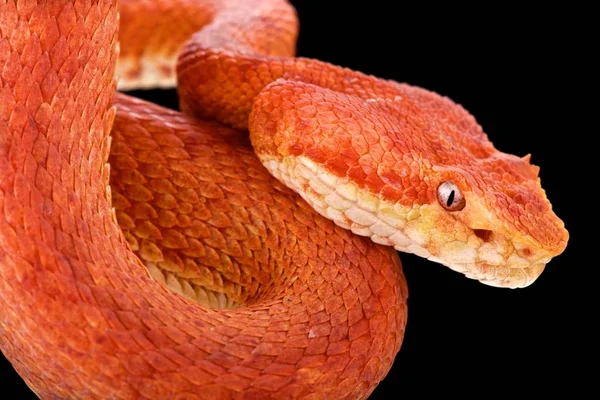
[1,1,587,398]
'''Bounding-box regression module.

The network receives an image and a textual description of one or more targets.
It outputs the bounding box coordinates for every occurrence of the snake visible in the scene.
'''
[0,0,569,399]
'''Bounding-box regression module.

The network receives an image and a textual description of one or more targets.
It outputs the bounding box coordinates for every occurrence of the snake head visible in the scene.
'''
[424,151,568,288]
[250,78,569,288]
[394,85,570,288]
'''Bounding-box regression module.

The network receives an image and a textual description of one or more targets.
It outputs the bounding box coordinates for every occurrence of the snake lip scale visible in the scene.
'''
[0,0,568,399]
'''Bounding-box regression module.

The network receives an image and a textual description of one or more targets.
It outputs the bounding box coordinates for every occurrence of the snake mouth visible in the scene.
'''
[427,226,556,288]
[440,260,546,288]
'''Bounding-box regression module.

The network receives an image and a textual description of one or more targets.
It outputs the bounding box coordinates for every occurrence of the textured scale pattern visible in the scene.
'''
[1,1,408,398]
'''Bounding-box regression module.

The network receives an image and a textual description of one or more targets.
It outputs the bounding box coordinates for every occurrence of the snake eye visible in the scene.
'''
[437,182,465,211]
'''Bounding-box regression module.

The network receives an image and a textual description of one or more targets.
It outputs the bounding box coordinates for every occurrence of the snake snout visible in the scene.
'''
[463,229,559,288]
[427,219,559,288]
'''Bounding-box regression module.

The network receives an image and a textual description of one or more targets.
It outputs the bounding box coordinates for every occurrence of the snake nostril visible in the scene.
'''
[474,229,493,242]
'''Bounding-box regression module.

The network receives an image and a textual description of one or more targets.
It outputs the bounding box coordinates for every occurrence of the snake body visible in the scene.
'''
[0,0,568,399]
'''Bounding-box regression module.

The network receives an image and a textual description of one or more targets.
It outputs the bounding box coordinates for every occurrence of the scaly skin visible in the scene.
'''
[1,1,405,399]
[0,0,569,398]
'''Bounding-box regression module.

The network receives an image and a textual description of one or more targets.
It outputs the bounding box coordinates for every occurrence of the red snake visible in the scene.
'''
[0,1,568,399]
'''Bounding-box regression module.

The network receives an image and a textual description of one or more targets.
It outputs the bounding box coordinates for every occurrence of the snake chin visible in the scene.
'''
[436,260,546,289]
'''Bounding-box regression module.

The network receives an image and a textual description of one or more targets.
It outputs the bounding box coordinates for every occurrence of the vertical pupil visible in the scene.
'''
[447,190,455,207]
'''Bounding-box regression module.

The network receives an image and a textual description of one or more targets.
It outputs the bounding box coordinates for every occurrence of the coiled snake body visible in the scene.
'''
[0,1,568,399]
